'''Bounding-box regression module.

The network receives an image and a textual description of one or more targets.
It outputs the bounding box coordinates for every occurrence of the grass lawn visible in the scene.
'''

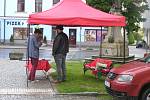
[51,61,120,94]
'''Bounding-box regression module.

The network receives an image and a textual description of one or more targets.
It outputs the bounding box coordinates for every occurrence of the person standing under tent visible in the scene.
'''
[52,25,69,83]
[27,29,43,82]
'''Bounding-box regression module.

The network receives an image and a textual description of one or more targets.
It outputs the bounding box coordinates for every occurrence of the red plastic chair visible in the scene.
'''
[26,59,51,72]
[83,58,113,78]
[25,59,51,87]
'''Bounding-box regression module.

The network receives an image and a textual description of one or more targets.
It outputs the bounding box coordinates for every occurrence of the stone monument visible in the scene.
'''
[101,6,129,57]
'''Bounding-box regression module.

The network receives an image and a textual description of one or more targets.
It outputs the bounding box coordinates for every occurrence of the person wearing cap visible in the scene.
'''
[27,29,43,82]
[52,25,69,83]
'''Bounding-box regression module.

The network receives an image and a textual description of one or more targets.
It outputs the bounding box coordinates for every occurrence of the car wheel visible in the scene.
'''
[141,88,150,100]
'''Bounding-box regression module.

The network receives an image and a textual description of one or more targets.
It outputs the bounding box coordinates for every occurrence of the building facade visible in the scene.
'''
[0,0,107,46]
[143,0,150,46]
[0,0,52,44]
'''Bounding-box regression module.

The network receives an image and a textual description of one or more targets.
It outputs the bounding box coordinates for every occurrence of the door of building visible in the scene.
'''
[69,29,76,47]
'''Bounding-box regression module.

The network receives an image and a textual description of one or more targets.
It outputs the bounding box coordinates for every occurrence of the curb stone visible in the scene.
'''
[55,92,108,96]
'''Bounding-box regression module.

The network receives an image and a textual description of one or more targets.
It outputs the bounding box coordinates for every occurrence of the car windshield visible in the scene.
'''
[139,55,150,62]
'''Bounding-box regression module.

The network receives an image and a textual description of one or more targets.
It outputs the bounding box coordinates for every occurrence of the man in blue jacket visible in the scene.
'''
[27,29,42,82]
[52,25,69,83]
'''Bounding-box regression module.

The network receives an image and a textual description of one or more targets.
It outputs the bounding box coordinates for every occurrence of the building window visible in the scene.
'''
[13,28,33,40]
[17,0,25,12]
[35,0,42,12]
[53,0,60,5]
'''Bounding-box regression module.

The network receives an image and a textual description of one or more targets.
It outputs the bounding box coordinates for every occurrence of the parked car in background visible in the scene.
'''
[105,54,150,100]
[136,40,148,49]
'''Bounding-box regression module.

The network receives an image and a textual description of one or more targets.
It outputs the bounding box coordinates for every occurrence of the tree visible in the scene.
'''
[86,0,149,34]
[128,32,135,44]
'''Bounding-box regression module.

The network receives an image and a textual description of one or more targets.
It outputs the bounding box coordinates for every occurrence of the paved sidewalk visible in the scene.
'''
[0,60,101,100]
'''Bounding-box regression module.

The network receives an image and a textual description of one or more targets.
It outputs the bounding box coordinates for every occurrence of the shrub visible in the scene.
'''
[10,35,14,43]
[43,35,47,44]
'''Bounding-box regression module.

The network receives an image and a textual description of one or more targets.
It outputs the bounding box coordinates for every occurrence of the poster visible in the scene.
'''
[84,29,108,42]
[96,30,107,42]
[84,30,96,41]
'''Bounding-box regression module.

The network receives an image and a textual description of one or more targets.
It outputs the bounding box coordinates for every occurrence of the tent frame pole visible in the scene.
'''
[146,28,148,53]
[99,27,103,57]
[123,27,126,63]
[26,24,31,87]
[79,27,82,50]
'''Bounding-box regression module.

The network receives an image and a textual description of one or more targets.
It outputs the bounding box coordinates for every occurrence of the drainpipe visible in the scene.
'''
[3,0,6,44]
[0,21,1,43]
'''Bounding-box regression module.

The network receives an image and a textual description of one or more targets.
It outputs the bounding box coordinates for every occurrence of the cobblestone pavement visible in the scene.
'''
[0,60,101,100]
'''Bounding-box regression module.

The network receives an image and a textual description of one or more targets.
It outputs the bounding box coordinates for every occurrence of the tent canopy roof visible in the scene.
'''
[28,0,126,27]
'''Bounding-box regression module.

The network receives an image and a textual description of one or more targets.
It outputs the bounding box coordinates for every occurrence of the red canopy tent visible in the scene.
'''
[27,0,127,63]
[28,0,126,27]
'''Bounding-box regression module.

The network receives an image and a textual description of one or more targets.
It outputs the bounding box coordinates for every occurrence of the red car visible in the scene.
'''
[105,55,150,100]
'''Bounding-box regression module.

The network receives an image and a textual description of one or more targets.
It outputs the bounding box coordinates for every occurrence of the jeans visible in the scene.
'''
[28,57,38,81]
[54,54,66,81]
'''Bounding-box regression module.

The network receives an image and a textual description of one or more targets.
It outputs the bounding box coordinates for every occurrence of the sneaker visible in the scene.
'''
[28,80,31,82]
[35,80,39,82]
[52,80,61,84]
[30,80,39,83]
[61,79,66,82]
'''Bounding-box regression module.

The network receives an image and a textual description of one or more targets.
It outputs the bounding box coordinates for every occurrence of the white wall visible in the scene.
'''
[43,0,53,11]
[5,0,52,17]
[0,0,4,16]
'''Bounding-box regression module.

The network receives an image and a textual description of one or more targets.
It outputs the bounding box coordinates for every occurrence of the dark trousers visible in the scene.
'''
[54,54,66,81]
[28,57,38,81]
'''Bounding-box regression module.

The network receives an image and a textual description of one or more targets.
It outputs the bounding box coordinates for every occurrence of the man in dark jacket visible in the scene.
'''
[52,25,69,83]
